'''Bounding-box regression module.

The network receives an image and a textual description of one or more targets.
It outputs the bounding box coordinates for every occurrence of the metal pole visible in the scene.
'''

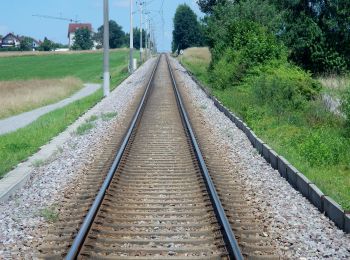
[145,18,148,60]
[129,0,134,73]
[140,2,143,62]
[148,19,151,57]
[103,0,110,96]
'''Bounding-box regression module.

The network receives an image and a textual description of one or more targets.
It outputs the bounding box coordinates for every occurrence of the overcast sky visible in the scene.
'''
[0,0,203,51]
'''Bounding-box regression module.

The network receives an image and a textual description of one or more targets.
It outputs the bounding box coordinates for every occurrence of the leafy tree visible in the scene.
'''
[20,37,33,51]
[39,37,54,51]
[94,20,126,49]
[172,4,204,53]
[72,28,93,50]
[197,0,227,14]
[269,0,350,74]
[132,28,147,50]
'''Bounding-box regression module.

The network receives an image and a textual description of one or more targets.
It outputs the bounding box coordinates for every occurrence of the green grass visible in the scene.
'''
[101,112,118,121]
[76,122,95,135]
[0,50,132,84]
[181,51,350,211]
[39,205,59,223]
[0,89,102,178]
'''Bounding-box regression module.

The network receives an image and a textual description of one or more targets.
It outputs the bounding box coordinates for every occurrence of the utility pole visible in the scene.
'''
[139,1,143,62]
[103,0,110,96]
[129,0,134,73]
[148,19,151,57]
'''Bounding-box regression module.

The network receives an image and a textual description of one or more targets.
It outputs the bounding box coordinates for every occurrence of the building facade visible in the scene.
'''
[68,23,93,48]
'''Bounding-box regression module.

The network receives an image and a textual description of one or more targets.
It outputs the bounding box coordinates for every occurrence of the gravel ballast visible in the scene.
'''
[171,57,350,259]
[0,58,156,256]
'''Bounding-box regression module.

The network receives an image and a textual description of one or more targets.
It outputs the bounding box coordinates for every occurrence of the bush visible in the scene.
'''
[251,62,321,114]
[297,129,345,166]
[209,21,287,90]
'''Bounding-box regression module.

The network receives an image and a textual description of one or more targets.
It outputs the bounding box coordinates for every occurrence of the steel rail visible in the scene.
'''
[165,55,244,260]
[65,56,161,260]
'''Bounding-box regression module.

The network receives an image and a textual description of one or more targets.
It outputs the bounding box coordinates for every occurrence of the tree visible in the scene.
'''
[132,27,147,50]
[39,37,54,51]
[20,37,33,51]
[94,20,126,49]
[172,4,204,53]
[72,28,93,50]
[197,0,227,14]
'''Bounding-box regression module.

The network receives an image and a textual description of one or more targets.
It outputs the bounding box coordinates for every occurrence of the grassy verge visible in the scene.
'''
[0,89,102,178]
[181,48,350,211]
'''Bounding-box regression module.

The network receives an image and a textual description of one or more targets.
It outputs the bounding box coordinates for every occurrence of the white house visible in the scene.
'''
[68,23,93,48]
[1,33,20,48]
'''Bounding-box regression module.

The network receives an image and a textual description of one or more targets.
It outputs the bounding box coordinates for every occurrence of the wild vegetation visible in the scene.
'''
[179,0,350,210]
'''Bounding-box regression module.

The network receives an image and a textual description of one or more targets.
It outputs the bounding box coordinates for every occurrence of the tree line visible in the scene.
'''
[72,20,146,51]
[195,0,350,75]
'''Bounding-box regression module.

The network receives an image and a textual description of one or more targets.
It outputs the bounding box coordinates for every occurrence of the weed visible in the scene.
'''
[200,104,207,110]
[101,112,118,121]
[40,205,59,223]
[76,122,94,135]
[86,115,98,123]
[32,159,46,168]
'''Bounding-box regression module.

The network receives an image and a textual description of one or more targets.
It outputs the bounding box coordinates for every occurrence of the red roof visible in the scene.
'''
[68,23,92,36]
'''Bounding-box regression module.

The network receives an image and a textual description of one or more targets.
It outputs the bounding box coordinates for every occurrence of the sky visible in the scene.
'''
[0,0,203,51]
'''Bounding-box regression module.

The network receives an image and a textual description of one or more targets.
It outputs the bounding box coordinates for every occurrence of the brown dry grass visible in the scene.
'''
[0,77,83,119]
[318,75,350,90]
[182,47,211,63]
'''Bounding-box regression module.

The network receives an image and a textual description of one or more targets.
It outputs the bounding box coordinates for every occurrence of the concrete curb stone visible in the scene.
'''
[324,196,345,229]
[344,214,350,233]
[269,150,278,170]
[277,156,290,179]
[308,184,325,212]
[286,164,298,188]
[295,172,312,198]
[255,138,264,155]
[262,144,272,163]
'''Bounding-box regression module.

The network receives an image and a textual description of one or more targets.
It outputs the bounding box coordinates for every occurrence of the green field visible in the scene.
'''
[0,50,139,178]
[181,48,350,211]
[0,49,131,84]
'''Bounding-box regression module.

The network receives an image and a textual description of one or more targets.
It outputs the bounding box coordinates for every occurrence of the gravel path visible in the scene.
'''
[171,57,350,259]
[0,83,100,135]
[0,58,156,257]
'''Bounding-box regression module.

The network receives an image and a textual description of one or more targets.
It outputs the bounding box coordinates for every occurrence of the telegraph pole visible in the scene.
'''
[139,1,143,62]
[103,0,110,96]
[129,0,134,73]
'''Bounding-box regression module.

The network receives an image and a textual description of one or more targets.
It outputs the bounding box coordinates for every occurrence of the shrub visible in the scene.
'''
[297,129,345,166]
[209,21,287,90]
[251,62,321,114]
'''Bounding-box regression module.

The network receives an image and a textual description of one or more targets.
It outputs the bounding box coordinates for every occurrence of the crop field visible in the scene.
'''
[181,47,350,211]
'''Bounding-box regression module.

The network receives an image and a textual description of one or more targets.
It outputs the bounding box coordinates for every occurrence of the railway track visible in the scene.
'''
[37,54,278,259]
